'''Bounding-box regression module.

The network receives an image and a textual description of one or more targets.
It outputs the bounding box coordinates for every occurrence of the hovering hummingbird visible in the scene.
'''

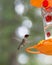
[17,34,29,50]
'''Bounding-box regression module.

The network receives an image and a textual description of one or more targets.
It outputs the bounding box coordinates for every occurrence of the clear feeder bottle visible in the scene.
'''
[41,1,52,40]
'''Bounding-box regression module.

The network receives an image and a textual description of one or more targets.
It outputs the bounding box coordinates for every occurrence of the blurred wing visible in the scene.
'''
[13,37,22,43]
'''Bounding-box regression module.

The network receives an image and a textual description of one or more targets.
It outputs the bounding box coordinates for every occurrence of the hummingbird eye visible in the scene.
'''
[25,34,29,38]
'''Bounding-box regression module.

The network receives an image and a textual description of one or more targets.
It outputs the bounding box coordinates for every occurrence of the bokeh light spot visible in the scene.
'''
[15,3,24,15]
[15,26,30,38]
[17,54,29,64]
[22,19,32,29]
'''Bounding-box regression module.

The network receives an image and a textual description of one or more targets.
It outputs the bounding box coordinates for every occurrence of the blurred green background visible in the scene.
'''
[0,0,46,65]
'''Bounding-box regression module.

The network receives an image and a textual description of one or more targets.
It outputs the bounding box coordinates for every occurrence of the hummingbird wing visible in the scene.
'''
[13,37,22,43]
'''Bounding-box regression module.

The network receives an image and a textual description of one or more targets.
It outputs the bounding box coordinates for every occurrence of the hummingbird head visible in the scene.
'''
[24,34,29,38]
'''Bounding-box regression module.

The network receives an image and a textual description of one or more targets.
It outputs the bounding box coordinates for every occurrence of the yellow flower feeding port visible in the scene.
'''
[26,39,52,55]
[26,0,52,55]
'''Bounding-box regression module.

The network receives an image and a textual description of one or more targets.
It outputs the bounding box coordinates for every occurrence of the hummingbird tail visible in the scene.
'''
[17,43,22,50]
[17,47,20,50]
[17,45,20,50]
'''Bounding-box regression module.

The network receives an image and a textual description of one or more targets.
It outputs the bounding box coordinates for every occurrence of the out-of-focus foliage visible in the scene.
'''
[0,0,44,65]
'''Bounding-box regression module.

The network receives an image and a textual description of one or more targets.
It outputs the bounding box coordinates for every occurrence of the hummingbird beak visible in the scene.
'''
[25,34,32,38]
[24,34,29,38]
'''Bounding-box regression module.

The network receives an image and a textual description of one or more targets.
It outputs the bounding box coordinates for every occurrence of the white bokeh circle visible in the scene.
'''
[15,26,30,38]
[15,3,24,15]
[17,54,29,64]
[22,19,32,29]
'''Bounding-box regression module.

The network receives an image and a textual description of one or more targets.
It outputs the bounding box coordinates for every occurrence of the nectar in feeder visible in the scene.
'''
[47,32,51,37]
[45,15,52,22]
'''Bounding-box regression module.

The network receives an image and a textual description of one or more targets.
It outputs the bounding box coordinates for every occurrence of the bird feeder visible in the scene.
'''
[26,0,52,55]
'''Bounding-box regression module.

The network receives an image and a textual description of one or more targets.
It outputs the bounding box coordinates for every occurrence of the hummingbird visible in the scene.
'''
[17,34,29,50]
